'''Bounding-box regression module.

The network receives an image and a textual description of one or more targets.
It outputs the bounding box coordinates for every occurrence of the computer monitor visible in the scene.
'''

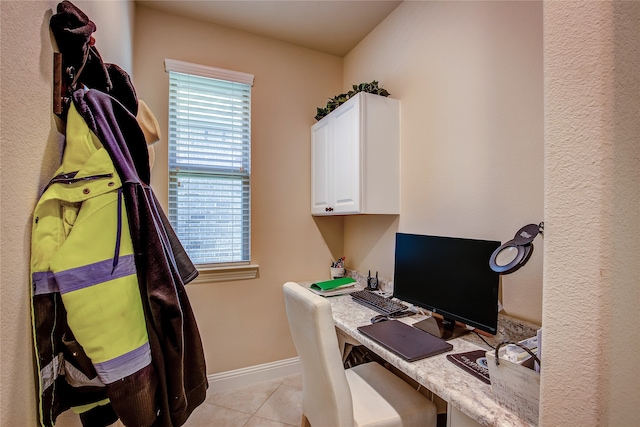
[393,233,501,339]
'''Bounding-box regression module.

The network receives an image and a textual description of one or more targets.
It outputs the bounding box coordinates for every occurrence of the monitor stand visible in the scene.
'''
[413,316,471,341]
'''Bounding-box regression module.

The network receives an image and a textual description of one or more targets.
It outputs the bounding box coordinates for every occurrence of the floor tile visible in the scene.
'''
[281,373,302,390]
[182,403,252,427]
[267,376,285,385]
[244,415,296,427]
[253,384,303,426]
[52,374,302,427]
[206,379,280,415]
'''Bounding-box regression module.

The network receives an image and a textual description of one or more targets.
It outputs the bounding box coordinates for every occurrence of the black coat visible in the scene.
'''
[73,88,208,427]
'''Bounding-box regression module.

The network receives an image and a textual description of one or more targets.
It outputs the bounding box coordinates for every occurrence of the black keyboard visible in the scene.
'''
[350,290,408,316]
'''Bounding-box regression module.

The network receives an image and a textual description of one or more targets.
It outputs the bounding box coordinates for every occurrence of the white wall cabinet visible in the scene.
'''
[311,92,400,215]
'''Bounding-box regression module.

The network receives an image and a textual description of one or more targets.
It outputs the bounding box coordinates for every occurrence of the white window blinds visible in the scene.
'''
[165,59,254,265]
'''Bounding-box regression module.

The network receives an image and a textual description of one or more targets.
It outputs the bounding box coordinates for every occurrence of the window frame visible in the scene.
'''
[164,58,258,282]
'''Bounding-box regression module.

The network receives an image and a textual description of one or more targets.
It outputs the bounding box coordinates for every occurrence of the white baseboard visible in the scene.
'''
[207,357,301,392]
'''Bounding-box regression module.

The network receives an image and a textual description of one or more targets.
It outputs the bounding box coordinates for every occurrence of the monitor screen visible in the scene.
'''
[393,233,501,336]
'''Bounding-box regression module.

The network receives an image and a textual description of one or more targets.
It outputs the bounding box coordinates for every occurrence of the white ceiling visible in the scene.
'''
[137,1,403,57]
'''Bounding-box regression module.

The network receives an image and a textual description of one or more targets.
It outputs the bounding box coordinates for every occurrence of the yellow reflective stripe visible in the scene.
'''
[61,274,148,364]
[71,398,111,415]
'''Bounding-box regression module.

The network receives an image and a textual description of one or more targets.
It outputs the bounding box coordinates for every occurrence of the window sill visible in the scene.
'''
[190,263,259,284]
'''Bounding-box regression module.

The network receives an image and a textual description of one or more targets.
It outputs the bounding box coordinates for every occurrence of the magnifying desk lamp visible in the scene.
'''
[489,222,544,274]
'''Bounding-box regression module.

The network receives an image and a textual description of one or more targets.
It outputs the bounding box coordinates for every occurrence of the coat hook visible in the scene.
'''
[53,52,63,115]
[53,52,77,117]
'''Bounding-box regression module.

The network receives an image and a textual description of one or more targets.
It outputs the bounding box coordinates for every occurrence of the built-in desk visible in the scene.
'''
[314,284,536,427]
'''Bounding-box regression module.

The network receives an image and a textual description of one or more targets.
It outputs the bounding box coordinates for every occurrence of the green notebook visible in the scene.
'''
[310,277,356,291]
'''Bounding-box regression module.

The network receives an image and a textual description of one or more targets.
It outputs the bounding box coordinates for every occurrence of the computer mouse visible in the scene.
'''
[371,315,389,324]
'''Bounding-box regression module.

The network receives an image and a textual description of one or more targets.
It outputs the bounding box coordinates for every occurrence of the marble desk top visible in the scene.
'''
[305,282,535,427]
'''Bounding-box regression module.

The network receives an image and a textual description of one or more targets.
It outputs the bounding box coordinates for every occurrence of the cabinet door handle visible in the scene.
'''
[325,207,334,212]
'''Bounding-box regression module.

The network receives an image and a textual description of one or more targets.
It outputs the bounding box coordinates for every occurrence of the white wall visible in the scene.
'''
[0,1,134,425]
[343,1,544,324]
[542,2,640,425]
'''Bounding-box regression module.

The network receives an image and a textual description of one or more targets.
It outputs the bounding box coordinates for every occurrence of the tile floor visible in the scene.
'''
[184,373,303,427]
[55,373,304,427]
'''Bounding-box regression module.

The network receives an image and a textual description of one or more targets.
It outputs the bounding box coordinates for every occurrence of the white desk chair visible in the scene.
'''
[283,282,437,427]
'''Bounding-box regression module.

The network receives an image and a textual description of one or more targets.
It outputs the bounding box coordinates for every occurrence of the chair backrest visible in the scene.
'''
[283,282,354,427]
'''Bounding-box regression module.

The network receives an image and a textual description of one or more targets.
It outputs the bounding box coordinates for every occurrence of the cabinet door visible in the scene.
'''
[330,98,361,214]
[311,119,331,214]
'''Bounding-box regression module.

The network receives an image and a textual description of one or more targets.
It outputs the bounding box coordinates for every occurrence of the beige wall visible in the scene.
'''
[542,2,640,425]
[343,1,544,324]
[0,2,135,425]
[4,1,639,426]
[133,5,343,374]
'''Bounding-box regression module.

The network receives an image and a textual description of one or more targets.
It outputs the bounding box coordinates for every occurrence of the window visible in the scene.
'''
[165,59,254,267]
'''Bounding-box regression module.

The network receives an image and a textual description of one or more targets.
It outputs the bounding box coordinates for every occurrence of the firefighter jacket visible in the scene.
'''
[31,89,207,427]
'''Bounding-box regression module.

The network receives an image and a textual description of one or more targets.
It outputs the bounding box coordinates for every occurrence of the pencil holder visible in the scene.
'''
[330,267,345,279]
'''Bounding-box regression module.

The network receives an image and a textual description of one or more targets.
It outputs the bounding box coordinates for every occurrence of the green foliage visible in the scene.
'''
[314,81,391,121]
